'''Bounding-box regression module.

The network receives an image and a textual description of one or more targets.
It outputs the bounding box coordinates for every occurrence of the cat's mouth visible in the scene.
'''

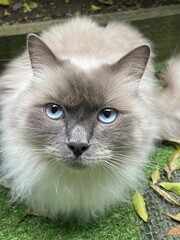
[64,156,88,170]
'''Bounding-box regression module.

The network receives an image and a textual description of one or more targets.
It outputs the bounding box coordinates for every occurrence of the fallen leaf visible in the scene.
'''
[176,144,180,151]
[164,212,180,222]
[23,2,31,13]
[163,164,172,181]
[132,191,148,222]
[151,184,180,206]
[17,208,47,224]
[29,1,38,10]
[169,150,180,171]
[91,4,101,11]
[3,9,11,16]
[151,169,160,184]
[0,0,10,6]
[159,182,180,196]
[23,1,38,13]
[165,225,180,237]
[24,209,42,218]
[165,136,180,144]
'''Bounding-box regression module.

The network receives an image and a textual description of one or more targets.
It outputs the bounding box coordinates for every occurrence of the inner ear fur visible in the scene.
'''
[27,33,60,71]
[110,45,150,79]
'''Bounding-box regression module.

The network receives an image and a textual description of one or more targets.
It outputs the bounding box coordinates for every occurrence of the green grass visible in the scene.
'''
[0,143,176,240]
[0,189,141,240]
[146,143,175,175]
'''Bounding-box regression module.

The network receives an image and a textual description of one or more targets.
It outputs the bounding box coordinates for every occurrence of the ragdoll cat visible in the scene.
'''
[0,17,180,220]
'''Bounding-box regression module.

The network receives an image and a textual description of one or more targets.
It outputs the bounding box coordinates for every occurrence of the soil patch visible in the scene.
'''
[0,0,180,26]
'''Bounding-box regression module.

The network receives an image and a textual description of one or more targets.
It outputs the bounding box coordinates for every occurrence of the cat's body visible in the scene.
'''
[0,17,179,220]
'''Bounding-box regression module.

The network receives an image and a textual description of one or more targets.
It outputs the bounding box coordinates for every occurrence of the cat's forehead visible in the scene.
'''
[37,63,108,110]
[62,68,106,109]
[33,60,134,112]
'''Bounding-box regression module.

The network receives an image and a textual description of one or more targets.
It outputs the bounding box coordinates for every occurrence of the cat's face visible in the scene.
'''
[12,34,150,170]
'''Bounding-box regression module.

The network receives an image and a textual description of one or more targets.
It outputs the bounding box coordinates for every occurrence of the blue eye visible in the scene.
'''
[45,103,64,120]
[98,108,117,124]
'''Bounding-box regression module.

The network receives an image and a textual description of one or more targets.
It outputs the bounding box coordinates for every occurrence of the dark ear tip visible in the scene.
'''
[27,33,34,41]
[27,33,40,46]
[145,44,150,52]
[140,45,151,55]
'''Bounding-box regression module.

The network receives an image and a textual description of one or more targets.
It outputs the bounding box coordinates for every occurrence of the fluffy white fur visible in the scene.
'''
[0,17,179,220]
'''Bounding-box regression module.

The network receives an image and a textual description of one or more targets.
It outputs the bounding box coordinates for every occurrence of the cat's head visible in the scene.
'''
[13,34,151,170]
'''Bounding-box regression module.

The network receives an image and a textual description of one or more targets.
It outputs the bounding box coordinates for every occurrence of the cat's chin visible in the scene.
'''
[67,162,87,170]
[63,157,89,170]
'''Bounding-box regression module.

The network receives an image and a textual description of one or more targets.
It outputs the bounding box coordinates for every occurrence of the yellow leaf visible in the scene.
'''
[151,169,160,184]
[169,150,180,171]
[132,191,148,222]
[165,212,180,222]
[151,184,180,206]
[165,136,180,144]
[0,0,10,6]
[159,182,180,196]
[165,225,180,237]
[177,145,180,151]
[91,4,101,11]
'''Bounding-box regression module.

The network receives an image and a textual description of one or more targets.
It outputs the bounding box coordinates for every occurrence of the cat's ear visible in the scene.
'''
[110,45,150,79]
[27,33,59,71]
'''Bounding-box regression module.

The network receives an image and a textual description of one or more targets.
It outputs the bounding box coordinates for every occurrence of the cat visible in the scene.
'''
[0,17,179,220]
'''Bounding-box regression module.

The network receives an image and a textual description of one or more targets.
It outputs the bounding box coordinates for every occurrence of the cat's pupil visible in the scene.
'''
[51,105,59,114]
[103,109,111,118]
